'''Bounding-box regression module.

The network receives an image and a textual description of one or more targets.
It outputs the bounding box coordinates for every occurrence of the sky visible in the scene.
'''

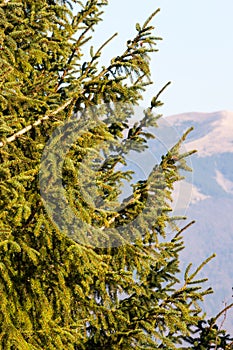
[83,0,233,116]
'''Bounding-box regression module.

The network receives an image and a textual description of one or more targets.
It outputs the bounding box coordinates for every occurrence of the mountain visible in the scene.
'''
[164,111,233,332]
[118,109,233,331]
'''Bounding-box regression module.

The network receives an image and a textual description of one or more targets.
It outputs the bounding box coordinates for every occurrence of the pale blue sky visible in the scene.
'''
[85,0,233,116]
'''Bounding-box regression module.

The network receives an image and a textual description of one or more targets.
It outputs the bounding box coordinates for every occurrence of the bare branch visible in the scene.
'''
[211,302,233,327]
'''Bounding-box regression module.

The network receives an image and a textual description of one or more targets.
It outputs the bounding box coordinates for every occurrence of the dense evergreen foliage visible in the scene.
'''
[0,0,232,348]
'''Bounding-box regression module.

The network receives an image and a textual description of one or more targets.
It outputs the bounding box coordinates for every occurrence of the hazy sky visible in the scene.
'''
[85,0,233,116]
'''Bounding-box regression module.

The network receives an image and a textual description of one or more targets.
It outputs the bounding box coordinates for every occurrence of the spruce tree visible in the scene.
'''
[0,0,232,349]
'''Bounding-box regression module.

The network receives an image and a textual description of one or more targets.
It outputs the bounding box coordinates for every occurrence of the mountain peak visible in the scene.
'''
[167,110,233,157]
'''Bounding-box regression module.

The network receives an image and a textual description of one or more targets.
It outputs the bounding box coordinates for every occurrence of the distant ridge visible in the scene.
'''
[167,110,233,156]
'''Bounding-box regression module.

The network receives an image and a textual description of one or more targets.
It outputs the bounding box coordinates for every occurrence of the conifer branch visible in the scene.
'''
[80,33,118,80]
[1,2,231,348]
[55,43,83,92]
[0,98,75,147]
[100,191,143,231]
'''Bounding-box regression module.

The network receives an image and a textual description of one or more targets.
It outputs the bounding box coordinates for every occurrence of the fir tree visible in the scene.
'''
[0,0,232,349]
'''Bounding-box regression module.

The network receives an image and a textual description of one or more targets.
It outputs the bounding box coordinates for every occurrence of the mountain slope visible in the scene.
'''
[166,111,233,331]
[120,109,233,330]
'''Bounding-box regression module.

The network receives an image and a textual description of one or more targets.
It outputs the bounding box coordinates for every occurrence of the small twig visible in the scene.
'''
[150,81,171,110]
[95,33,118,57]
[219,301,228,331]
[213,301,233,350]
[214,301,227,350]
[142,8,161,30]
[174,220,196,239]
[210,302,233,327]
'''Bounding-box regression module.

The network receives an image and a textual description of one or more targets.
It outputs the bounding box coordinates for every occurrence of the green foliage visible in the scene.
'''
[183,316,233,350]
[0,0,232,349]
